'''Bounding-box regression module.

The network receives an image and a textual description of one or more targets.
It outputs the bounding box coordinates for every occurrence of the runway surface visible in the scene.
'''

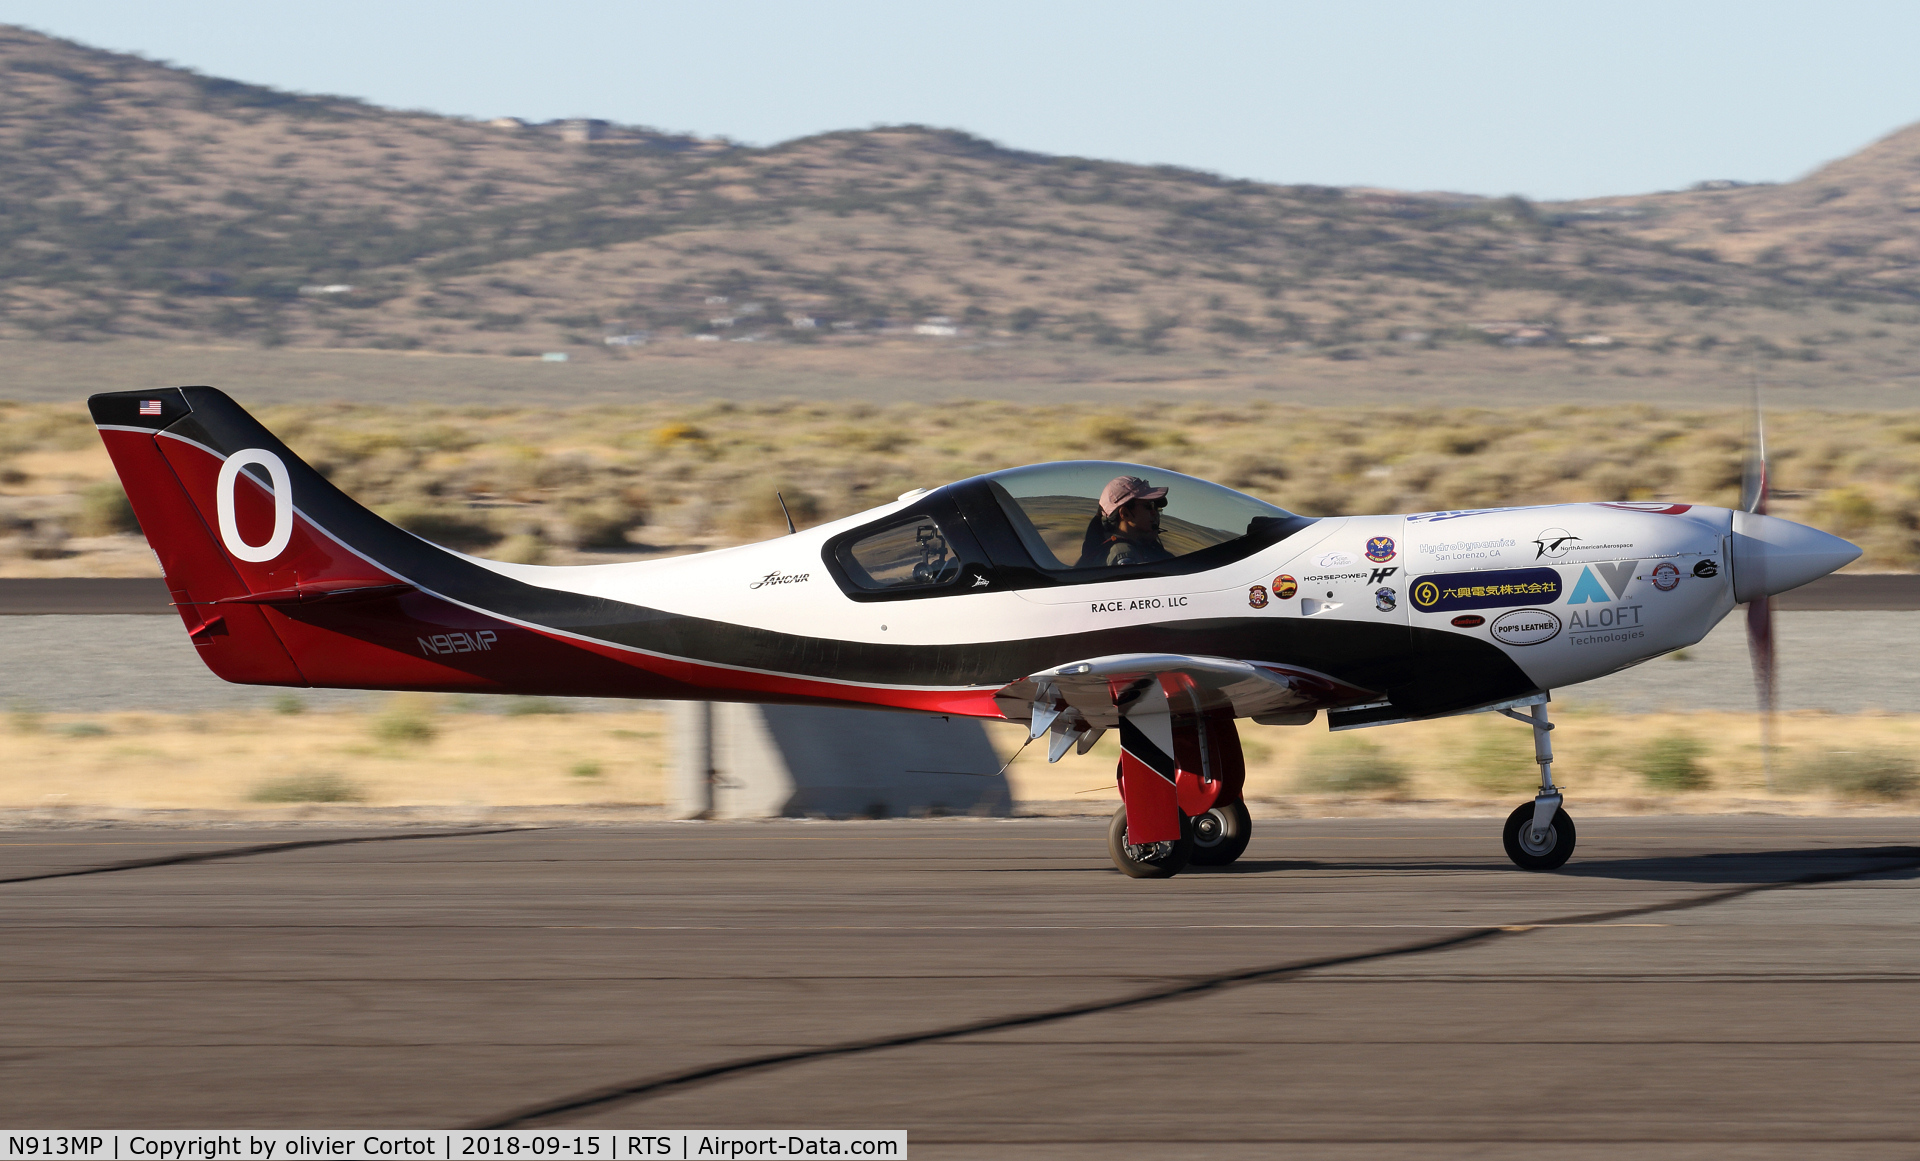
[2,819,1917,1157]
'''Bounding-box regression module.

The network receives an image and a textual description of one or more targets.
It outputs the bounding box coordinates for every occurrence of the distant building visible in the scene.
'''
[604,333,648,346]
[487,117,528,130]
[913,323,959,337]
[788,316,818,329]
[540,352,569,362]
[558,119,608,143]
[298,284,354,296]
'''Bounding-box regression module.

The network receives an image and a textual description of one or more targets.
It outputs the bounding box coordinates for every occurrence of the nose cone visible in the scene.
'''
[1730,510,1862,602]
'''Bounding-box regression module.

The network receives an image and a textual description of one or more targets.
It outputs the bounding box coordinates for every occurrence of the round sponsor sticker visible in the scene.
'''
[1274,574,1298,600]
[1248,585,1269,609]
[1490,608,1562,646]
[1374,586,1397,613]
[1365,536,1396,563]
[1651,562,1680,591]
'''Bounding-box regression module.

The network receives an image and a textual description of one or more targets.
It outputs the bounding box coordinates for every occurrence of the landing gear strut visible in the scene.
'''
[1498,701,1576,871]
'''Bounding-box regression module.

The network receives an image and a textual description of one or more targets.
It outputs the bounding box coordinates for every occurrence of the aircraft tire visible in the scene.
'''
[1107,805,1193,878]
[1502,802,1577,871]
[1188,802,1252,866]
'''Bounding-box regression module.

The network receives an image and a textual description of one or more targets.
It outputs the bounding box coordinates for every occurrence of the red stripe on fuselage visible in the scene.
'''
[113,426,1007,716]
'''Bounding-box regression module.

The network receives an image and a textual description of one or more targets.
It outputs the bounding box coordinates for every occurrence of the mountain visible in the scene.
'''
[4,23,1919,379]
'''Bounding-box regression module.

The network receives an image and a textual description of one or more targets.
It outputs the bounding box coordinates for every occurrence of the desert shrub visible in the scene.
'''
[9,706,44,734]
[74,479,140,536]
[723,486,820,536]
[1296,737,1407,794]
[271,693,305,715]
[652,421,709,449]
[1081,415,1150,451]
[249,772,364,803]
[1635,734,1711,791]
[1788,748,1917,801]
[56,721,109,738]
[1462,726,1538,793]
[560,497,647,549]
[569,761,603,779]
[371,696,437,743]
[376,502,498,550]
[504,696,570,716]
[489,533,548,564]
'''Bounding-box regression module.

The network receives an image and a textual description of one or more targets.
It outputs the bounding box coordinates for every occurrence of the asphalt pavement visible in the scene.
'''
[1,818,1916,1156]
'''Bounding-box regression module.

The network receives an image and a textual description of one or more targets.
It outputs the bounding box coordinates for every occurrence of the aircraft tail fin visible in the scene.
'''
[88,387,465,687]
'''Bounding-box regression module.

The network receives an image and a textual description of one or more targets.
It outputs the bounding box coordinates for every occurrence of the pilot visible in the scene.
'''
[1081,475,1174,567]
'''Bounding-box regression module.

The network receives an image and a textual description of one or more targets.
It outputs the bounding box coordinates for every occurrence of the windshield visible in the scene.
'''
[983,461,1302,571]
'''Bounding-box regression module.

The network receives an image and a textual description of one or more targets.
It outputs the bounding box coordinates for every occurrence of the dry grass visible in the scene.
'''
[0,701,668,813]
[3,701,1914,820]
[5,398,1916,576]
[998,707,1920,816]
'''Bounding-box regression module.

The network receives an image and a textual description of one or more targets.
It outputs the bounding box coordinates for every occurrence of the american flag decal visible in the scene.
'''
[138,399,163,416]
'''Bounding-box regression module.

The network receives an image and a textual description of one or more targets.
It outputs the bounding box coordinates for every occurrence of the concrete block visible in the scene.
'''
[671,702,1011,819]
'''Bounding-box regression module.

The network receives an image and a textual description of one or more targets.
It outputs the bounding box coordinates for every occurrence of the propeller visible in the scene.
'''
[1740,379,1776,791]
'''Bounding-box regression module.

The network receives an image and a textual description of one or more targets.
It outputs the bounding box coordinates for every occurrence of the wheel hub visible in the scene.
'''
[1191,810,1225,847]
[1125,841,1174,862]
[1516,822,1558,856]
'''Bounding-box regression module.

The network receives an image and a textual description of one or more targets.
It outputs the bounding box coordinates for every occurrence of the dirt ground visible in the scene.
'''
[3,702,1911,825]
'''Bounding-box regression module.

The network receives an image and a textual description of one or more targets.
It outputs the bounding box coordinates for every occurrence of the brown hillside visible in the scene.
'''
[1568,123,1920,290]
[2,22,1918,395]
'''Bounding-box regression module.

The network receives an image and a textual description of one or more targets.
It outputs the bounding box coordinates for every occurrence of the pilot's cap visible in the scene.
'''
[1099,475,1168,516]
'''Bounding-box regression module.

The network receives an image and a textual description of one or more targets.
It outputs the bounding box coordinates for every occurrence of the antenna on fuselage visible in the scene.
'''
[776,491,797,535]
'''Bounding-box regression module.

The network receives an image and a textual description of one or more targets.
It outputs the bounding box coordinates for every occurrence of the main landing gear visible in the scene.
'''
[1107,704,1250,878]
[1497,701,1576,871]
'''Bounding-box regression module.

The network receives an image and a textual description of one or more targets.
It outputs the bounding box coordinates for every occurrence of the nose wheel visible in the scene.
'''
[1495,701,1577,871]
[1502,801,1576,870]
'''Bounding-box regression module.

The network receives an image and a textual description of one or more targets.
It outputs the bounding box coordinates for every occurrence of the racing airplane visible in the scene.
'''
[90,387,1860,877]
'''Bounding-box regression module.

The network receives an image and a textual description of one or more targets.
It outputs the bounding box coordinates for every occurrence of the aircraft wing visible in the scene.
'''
[992,653,1379,762]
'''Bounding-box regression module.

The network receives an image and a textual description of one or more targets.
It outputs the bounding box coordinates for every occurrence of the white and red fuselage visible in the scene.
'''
[91,387,1860,856]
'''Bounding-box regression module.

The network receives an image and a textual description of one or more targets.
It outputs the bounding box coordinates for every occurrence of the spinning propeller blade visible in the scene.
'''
[1741,379,1777,789]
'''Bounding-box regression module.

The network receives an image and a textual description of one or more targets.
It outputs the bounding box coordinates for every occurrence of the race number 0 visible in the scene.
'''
[216,448,293,562]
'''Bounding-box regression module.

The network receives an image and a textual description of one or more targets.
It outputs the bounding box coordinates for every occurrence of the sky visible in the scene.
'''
[6,1,1920,201]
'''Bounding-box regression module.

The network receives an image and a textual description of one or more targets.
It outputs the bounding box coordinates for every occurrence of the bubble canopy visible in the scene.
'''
[982,460,1306,571]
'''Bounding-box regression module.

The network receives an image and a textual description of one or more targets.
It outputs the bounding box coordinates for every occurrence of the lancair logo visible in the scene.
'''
[1490,608,1562,646]
[749,570,811,589]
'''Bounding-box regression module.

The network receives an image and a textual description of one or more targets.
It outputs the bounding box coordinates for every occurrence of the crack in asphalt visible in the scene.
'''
[474,846,1920,1128]
[0,827,540,884]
